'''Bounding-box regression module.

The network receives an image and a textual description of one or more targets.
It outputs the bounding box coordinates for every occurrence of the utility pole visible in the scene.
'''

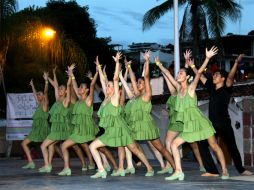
[173,0,180,77]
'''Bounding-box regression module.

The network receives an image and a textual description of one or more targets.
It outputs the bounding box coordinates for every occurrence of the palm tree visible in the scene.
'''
[143,0,241,62]
[0,0,17,96]
[0,0,17,33]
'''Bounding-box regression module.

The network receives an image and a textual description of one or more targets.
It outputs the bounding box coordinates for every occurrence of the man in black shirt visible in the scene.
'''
[189,54,252,176]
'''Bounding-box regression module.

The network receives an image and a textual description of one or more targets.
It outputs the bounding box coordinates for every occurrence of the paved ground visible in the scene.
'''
[0,158,254,190]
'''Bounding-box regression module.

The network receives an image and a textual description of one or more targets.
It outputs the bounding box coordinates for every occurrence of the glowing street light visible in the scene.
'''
[42,28,56,39]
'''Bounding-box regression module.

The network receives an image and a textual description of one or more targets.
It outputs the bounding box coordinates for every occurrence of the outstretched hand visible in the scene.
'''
[86,70,93,79]
[112,52,122,62]
[236,54,244,63]
[154,56,160,63]
[53,66,57,74]
[94,56,100,68]
[29,79,34,86]
[143,50,151,62]
[206,46,218,59]
[43,72,49,81]
[184,49,192,60]
[67,64,76,76]
[124,56,132,68]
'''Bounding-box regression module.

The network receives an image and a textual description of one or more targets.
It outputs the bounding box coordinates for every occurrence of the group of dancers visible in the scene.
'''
[21,47,252,180]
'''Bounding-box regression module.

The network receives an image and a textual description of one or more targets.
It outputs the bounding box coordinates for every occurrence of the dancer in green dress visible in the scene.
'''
[39,67,72,173]
[162,46,229,181]
[57,65,99,176]
[123,51,175,173]
[21,72,50,169]
[68,74,96,172]
[119,57,168,174]
[119,58,136,175]
[89,52,153,179]
[156,52,205,173]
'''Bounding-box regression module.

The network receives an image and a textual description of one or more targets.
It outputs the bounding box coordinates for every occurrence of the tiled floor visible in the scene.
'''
[0,158,253,190]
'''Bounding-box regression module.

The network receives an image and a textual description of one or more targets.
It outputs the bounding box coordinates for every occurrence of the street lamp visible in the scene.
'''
[41,27,56,67]
[42,28,56,40]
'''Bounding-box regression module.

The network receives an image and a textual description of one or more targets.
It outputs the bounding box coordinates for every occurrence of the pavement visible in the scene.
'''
[0,158,254,190]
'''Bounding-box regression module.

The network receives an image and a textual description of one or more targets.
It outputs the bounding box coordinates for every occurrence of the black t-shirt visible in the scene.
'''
[205,78,232,128]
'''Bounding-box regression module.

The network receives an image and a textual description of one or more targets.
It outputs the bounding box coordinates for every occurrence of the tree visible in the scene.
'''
[143,0,241,62]
[0,0,17,33]
[0,0,17,108]
[4,0,116,94]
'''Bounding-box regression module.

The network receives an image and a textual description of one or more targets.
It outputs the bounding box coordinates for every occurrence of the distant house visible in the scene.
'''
[124,42,174,77]
[180,31,254,81]
[221,33,254,81]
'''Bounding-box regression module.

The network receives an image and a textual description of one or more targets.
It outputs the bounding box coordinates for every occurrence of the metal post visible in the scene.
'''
[173,0,180,77]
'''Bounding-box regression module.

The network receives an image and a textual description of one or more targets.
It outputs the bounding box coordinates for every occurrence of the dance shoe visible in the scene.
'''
[82,166,88,171]
[199,166,206,172]
[125,167,135,174]
[165,172,185,181]
[39,165,52,173]
[88,164,95,170]
[58,168,71,176]
[105,165,111,172]
[90,170,107,179]
[157,167,173,174]
[221,173,230,180]
[22,162,35,169]
[241,170,253,176]
[145,170,154,177]
[111,169,125,177]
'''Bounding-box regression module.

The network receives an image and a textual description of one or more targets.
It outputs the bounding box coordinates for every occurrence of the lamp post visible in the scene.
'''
[41,27,56,67]
[173,0,180,77]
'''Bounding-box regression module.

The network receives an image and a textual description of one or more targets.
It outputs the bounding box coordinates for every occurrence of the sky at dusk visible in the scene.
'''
[18,0,254,48]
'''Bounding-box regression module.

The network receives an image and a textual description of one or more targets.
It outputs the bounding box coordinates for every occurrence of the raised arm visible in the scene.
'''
[119,69,135,100]
[226,54,244,87]
[189,46,218,96]
[120,68,129,105]
[142,51,152,102]
[155,56,180,91]
[111,52,122,106]
[67,64,80,99]
[87,70,99,107]
[42,72,49,111]
[95,56,107,96]
[184,49,208,85]
[126,59,140,96]
[48,67,59,100]
[63,75,71,108]
[162,73,177,96]
[29,79,38,103]
[102,65,109,85]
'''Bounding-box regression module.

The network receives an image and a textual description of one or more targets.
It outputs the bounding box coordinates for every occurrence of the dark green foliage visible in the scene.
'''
[4,0,116,93]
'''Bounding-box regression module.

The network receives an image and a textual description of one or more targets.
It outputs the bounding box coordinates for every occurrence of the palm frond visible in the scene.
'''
[204,0,225,38]
[216,0,241,22]
[142,1,173,31]
[142,0,187,31]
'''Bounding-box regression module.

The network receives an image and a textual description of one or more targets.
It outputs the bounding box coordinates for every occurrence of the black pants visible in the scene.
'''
[198,123,245,174]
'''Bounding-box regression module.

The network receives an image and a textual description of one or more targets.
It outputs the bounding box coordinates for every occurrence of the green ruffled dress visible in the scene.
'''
[128,97,160,141]
[166,96,183,132]
[98,101,134,147]
[47,101,72,140]
[67,103,75,134]
[175,92,215,143]
[69,101,99,143]
[124,99,134,125]
[27,106,50,142]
